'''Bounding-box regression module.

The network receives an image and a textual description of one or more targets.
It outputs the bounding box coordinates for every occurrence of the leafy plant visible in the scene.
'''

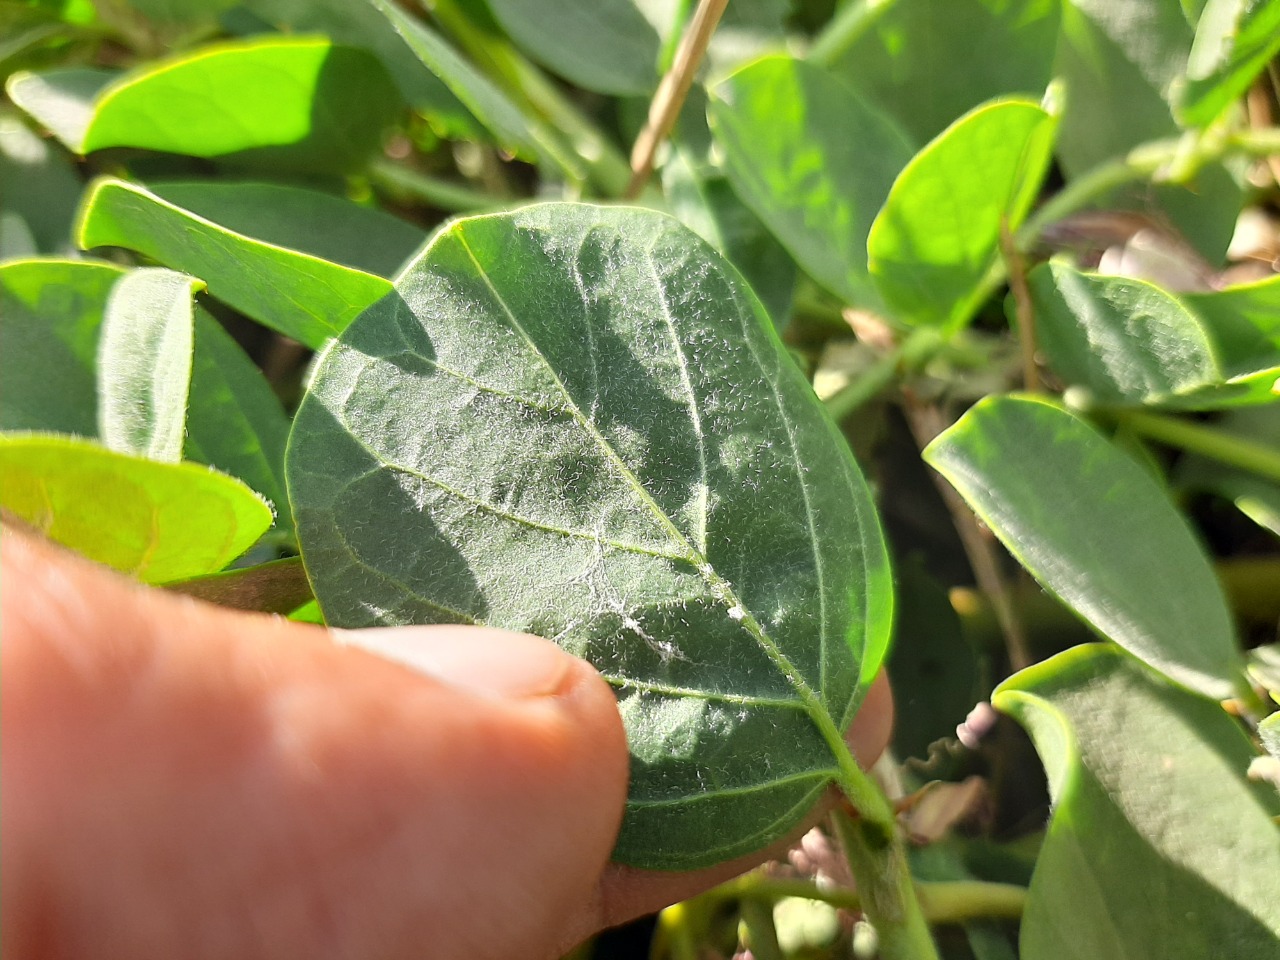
[3,0,1280,957]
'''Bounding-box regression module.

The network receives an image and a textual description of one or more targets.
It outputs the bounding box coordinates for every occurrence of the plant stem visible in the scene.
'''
[832,808,940,960]
[368,158,500,213]
[823,326,943,422]
[1116,409,1280,486]
[739,897,785,960]
[626,0,729,199]
[807,0,900,67]
[710,872,1028,924]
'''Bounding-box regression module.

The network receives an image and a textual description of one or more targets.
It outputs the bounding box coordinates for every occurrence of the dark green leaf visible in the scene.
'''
[924,395,1242,699]
[1177,0,1280,127]
[1028,261,1221,405]
[0,432,273,583]
[826,0,1060,144]
[709,55,913,308]
[366,0,581,178]
[868,98,1056,329]
[235,0,481,139]
[286,203,893,869]
[485,0,660,95]
[1177,405,1280,539]
[186,313,292,533]
[0,257,122,437]
[97,267,201,463]
[995,644,1280,959]
[1054,0,1242,261]
[9,37,402,173]
[1184,273,1280,372]
[76,177,393,348]
[0,109,81,254]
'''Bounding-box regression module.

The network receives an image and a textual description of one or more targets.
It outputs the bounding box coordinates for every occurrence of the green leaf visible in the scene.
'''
[164,555,312,613]
[924,395,1242,699]
[663,146,797,328]
[97,268,201,463]
[1177,0,1280,127]
[76,177,394,348]
[143,179,426,279]
[0,432,272,583]
[1262,711,1280,761]
[366,0,581,178]
[825,0,1061,145]
[234,0,481,140]
[9,37,402,173]
[186,314,292,534]
[286,202,894,869]
[1184,273,1280,372]
[1028,261,1222,405]
[1054,0,1243,261]
[0,109,81,254]
[485,0,659,95]
[1178,405,1280,539]
[0,257,123,437]
[867,98,1057,329]
[709,55,914,309]
[995,644,1280,959]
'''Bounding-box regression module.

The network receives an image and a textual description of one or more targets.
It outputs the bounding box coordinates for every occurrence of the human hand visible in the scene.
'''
[1,530,893,959]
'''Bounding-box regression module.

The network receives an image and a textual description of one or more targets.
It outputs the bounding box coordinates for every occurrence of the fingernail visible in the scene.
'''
[332,626,571,698]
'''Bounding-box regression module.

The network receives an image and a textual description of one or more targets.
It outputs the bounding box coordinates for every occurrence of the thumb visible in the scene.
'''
[2,532,629,960]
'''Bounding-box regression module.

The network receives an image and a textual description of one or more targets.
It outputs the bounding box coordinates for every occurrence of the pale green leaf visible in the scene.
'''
[0,257,122,437]
[1178,0,1280,126]
[995,644,1280,959]
[76,177,393,348]
[924,395,1241,699]
[286,203,894,869]
[3,67,115,150]
[0,109,81,254]
[868,98,1056,329]
[709,55,913,308]
[1184,273,1280,372]
[1028,261,1222,405]
[97,267,202,463]
[0,432,272,583]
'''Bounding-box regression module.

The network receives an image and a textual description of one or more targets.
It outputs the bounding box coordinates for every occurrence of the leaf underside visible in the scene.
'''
[286,203,893,869]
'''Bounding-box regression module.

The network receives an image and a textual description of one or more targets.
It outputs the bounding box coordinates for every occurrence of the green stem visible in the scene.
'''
[368,159,501,213]
[1115,409,1280,486]
[711,873,1028,924]
[739,897,785,960]
[807,0,901,67]
[823,326,943,422]
[832,809,940,960]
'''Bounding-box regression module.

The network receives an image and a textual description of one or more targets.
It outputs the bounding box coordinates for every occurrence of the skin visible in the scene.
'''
[1,530,893,960]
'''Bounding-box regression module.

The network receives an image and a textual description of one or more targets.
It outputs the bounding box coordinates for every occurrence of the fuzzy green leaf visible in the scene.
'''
[1178,0,1280,127]
[924,395,1242,699]
[709,55,913,309]
[1029,261,1222,405]
[868,98,1056,329]
[97,267,201,463]
[286,203,893,869]
[995,645,1280,959]
[76,178,394,348]
[0,433,272,583]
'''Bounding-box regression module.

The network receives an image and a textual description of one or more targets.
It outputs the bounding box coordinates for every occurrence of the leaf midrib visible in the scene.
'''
[452,225,837,732]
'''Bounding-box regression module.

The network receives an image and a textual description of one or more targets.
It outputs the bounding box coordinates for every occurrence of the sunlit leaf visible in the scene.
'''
[1178,0,1280,127]
[0,432,272,583]
[286,203,894,869]
[868,98,1056,329]
[709,55,913,309]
